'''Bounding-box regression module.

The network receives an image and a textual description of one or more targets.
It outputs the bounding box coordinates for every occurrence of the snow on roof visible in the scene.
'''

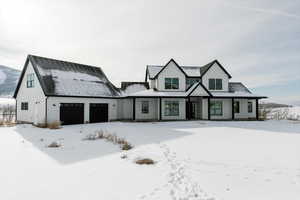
[147,65,201,79]
[210,92,267,98]
[121,82,149,95]
[29,55,121,97]
[229,82,252,93]
[127,89,188,97]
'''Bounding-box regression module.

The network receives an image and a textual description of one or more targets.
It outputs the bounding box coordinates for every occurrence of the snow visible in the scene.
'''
[0,69,7,85]
[0,120,299,200]
[122,84,148,95]
[269,106,300,120]
[37,68,119,97]
[147,65,201,78]
[210,91,266,98]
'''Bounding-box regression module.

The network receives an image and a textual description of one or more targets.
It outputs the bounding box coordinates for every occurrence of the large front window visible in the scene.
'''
[164,101,179,116]
[210,101,222,116]
[27,73,35,88]
[165,78,179,89]
[209,78,222,90]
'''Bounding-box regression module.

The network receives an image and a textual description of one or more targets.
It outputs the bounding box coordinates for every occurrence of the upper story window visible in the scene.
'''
[186,78,200,89]
[165,78,179,89]
[27,73,35,88]
[141,101,149,114]
[209,78,222,90]
[21,102,28,110]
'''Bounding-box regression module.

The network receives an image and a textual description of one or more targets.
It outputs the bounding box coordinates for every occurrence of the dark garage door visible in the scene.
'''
[60,103,84,125]
[89,103,108,123]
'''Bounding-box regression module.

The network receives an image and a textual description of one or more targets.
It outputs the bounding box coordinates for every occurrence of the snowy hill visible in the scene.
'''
[0,65,20,97]
[268,106,300,120]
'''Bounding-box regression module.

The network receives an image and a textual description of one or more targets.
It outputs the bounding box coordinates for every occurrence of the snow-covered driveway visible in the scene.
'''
[0,121,299,200]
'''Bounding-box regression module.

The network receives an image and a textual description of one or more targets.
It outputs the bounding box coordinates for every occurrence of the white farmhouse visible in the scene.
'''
[14,55,266,125]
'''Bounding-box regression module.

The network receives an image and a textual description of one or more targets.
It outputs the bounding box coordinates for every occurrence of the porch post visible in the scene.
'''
[208,97,211,120]
[256,98,259,120]
[231,98,235,120]
[187,97,191,120]
[159,97,162,121]
[133,98,136,121]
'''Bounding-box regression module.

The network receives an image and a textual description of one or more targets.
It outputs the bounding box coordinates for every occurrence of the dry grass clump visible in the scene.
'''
[47,141,61,148]
[47,121,61,129]
[135,158,155,165]
[35,123,47,128]
[83,130,133,151]
[0,119,16,127]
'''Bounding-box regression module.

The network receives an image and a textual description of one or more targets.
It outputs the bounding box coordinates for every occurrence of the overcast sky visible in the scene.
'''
[0,0,299,105]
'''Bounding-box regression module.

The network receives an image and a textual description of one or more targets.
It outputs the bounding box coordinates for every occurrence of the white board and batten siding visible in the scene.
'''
[156,61,186,91]
[46,97,118,124]
[134,98,159,120]
[202,62,229,92]
[16,62,46,124]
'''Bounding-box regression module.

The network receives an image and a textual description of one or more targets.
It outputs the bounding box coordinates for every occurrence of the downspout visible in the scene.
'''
[45,97,48,125]
[15,99,17,123]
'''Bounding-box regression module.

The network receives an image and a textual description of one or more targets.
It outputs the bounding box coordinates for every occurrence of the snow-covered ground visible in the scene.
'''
[0,121,300,200]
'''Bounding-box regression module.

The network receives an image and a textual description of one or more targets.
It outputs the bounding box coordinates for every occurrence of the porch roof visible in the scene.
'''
[210,91,267,99]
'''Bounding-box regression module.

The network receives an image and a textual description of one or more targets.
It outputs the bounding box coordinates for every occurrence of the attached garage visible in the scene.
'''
[60,103,84,125]
[89,103,108,123]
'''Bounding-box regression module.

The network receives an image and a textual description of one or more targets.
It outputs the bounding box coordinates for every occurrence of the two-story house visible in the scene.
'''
[14,55,266,125]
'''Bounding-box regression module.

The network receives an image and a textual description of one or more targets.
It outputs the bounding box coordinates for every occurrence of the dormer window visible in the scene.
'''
[209,78,222,90]
[27,73,35,88]
[165,78,179,89]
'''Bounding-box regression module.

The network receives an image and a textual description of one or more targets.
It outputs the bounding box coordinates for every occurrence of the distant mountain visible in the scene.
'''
[0,65,20,97]
[259,102,292,109]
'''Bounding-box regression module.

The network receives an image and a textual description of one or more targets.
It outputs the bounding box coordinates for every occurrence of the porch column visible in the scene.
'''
[187,97,191,120]
[256,98,259,120]
[208,97,211,120]
[159,97,162,121]
[133,98,136,121]
[231,98,235,120]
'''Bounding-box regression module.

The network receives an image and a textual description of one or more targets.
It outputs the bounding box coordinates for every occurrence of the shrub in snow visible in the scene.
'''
[47,141,61,148]
[36,123,47,128]
[121,142,133,151]
[83,130,134,151]
[135,158,155,165]
[47,121,61,129]
[120,154,127,159]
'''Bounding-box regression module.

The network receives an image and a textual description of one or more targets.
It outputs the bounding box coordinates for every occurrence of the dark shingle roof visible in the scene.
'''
[229,82,252,93]
[14,55,121,98]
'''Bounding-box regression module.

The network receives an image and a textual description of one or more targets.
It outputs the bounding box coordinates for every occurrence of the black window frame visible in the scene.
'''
[26,73,35,88]
[208,78,222,90]
[248,101,253,113]
[21,102,28,110]
[165,78,179,89]
[234,101,240,113]
[164,101,179,116]
[210,101,223,116]
[141,101,149,114]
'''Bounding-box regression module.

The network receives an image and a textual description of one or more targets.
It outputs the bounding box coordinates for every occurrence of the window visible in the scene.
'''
[164,101,179,116]
[210,101,222,116]
[208,79,222,90]
[141,101,149,114]
[165,78,179,89]
[234,101,240,113]
[27,73,35,88]
[186,78,200,89]
[248,101,253,113]
[21,102,28,110]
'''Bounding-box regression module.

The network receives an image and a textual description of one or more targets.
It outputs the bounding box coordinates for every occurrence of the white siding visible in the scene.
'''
[234,99,256,119]
[161,98,186,120]
[46,97,118,123]
[16,61,46,124]
[210,99,232,120]
[117,98,133,120]
[202,63,229,92]
[135,98,158,120]
[157,61,186,91]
